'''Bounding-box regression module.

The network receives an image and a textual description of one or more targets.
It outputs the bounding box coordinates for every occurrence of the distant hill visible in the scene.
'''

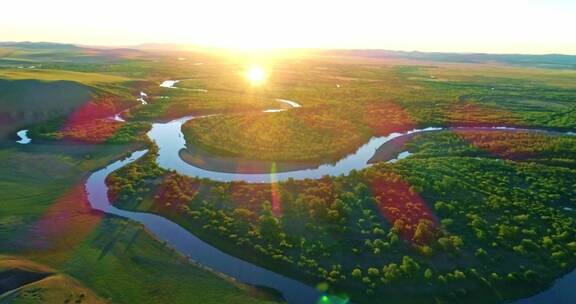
[0,41,150,64]
[0,41,79,50]
[2,41,575,69]
[322,49,576,69]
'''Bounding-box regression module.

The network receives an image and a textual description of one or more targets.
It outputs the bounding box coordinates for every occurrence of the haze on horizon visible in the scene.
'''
[1,0,575,55]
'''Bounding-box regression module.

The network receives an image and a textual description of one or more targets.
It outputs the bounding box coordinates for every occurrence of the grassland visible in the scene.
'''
[0,256,105,303]
[178,55,576,162]
[0,142,275,303]
[0,69,134,84]
[101,47,576,303]
[2,42,576,304]
[183,108,371,161]
[109,130,576,304]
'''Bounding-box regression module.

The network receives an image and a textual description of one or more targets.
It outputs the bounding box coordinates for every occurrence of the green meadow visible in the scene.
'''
[0,142,275,303]
[1,42,576,303]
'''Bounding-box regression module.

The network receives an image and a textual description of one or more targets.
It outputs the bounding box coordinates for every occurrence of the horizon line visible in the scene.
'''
[2,40,576,57]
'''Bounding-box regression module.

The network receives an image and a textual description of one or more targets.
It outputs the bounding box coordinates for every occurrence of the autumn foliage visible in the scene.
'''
[456,130,576,160]
[449,103,524,127]
[153,173,201,212]
[370,172,437,244]
[363,102,417,135]
[60,98,123,142]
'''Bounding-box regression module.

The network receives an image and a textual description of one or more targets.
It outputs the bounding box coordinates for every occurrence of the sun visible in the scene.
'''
[246,66,266,85]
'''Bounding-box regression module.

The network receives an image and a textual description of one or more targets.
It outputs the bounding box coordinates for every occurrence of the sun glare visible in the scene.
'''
[246,66,266,85]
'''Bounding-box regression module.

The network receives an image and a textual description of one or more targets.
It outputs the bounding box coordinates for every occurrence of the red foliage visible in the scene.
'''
[448,103,523,127]
[455,130,565,160]
[62,98,122,142]
[154,173,200,211]
[370,173,437,243]
[299,177,335,203]
[363,102,417,135]
[229,182,272,212]
[62,119,122,143]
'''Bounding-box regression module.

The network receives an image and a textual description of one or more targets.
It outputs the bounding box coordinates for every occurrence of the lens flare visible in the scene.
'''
[270,162,281,215]
[246,65,266,85]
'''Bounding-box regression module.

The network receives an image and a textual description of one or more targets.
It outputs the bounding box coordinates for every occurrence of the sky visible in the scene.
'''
[1,0,575,54]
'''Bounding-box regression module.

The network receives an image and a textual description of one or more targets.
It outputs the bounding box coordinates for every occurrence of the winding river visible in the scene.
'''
[81,91,576,303]
[86,150,333,304]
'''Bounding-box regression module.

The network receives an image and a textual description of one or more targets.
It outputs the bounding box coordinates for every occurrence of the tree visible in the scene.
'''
[400,256,420,278]
[413,219,437,244]
[424,268,433,280]
[438,235,463,252]
[233,208,254,234]
[352,268,362,278]
[368,267,380,277]
[259,201,281,241]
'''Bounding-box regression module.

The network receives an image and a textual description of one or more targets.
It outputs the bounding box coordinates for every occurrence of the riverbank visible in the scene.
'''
[102,115,576,304]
